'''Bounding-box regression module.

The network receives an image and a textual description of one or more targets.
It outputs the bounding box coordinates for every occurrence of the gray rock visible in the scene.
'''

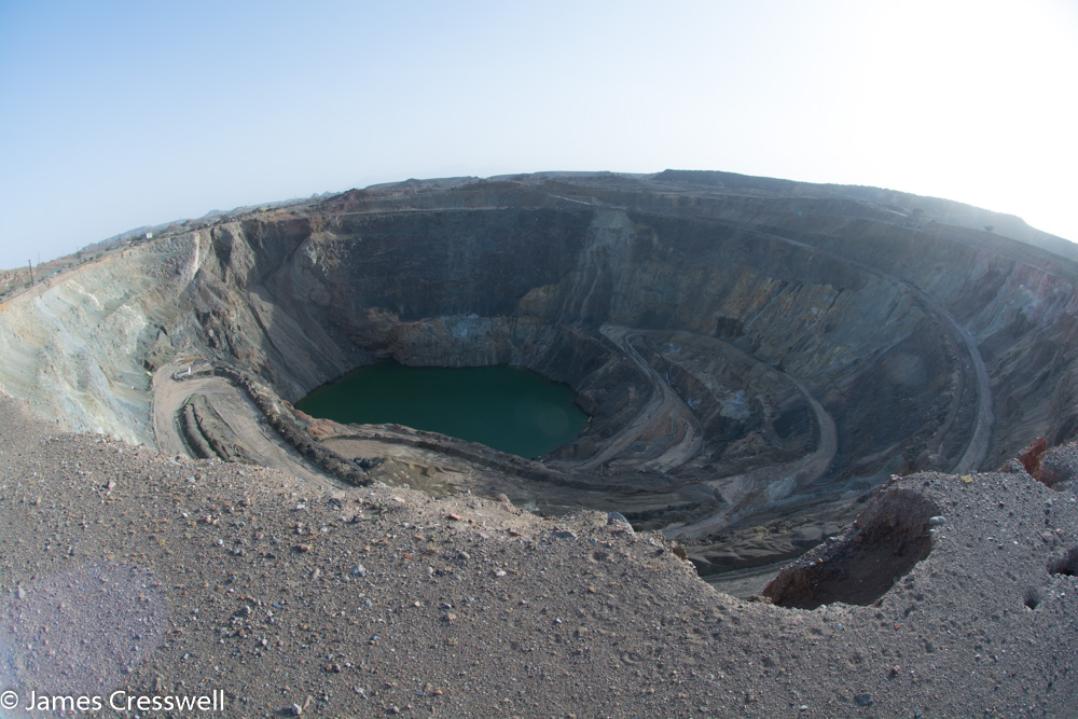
[606,511,634,534]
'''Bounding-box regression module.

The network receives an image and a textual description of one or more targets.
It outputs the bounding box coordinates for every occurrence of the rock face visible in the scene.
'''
[1,171,1077,574]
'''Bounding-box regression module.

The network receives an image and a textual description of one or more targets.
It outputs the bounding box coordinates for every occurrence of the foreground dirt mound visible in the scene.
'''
[1,396,1075,718]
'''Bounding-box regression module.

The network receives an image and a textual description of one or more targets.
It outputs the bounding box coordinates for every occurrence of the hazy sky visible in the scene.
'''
[2,0,1076,268]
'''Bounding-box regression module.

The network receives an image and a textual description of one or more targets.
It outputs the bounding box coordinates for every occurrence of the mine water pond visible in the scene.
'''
[296,361,588,458]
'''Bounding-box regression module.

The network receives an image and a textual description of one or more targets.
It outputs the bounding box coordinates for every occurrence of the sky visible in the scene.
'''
[1,0,1076,268]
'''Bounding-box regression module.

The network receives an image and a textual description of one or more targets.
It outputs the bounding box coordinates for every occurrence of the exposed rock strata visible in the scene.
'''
[1,171,1077,575]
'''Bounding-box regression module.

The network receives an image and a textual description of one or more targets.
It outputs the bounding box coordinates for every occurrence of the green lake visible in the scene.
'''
[296,361,588,458]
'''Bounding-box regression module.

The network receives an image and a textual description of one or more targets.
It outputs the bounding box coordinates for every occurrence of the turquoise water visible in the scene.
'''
[296,361,588,458]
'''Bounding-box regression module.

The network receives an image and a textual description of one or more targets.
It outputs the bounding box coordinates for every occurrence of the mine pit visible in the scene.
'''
[3,172,1077,599]
[2,171,1078,716]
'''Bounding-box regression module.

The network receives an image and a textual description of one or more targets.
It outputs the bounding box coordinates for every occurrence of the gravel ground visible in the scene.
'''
[0,395,1076,718]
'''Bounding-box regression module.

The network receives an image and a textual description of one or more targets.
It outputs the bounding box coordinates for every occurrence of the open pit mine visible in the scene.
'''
[1,171,1076,717]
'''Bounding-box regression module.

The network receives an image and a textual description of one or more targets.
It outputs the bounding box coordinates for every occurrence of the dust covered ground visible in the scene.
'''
[1,396,1076,718]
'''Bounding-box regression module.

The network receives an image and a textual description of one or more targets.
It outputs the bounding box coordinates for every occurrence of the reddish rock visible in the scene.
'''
[1017,437,1048,480]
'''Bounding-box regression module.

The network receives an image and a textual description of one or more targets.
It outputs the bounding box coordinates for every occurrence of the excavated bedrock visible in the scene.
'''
[2,171,1078,586]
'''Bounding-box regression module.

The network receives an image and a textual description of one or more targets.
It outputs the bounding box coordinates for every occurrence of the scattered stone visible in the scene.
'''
[0,372,1074,718]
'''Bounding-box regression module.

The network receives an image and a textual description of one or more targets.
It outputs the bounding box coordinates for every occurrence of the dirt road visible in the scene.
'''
[151,361,333,486]
[575,325,703,472]
[664,340,838,541]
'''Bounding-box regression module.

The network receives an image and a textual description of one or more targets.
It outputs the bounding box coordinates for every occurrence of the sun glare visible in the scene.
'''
[848,0,1077,237]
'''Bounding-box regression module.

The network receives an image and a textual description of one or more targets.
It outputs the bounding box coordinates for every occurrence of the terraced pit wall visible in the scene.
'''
[1,172,1075,570]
